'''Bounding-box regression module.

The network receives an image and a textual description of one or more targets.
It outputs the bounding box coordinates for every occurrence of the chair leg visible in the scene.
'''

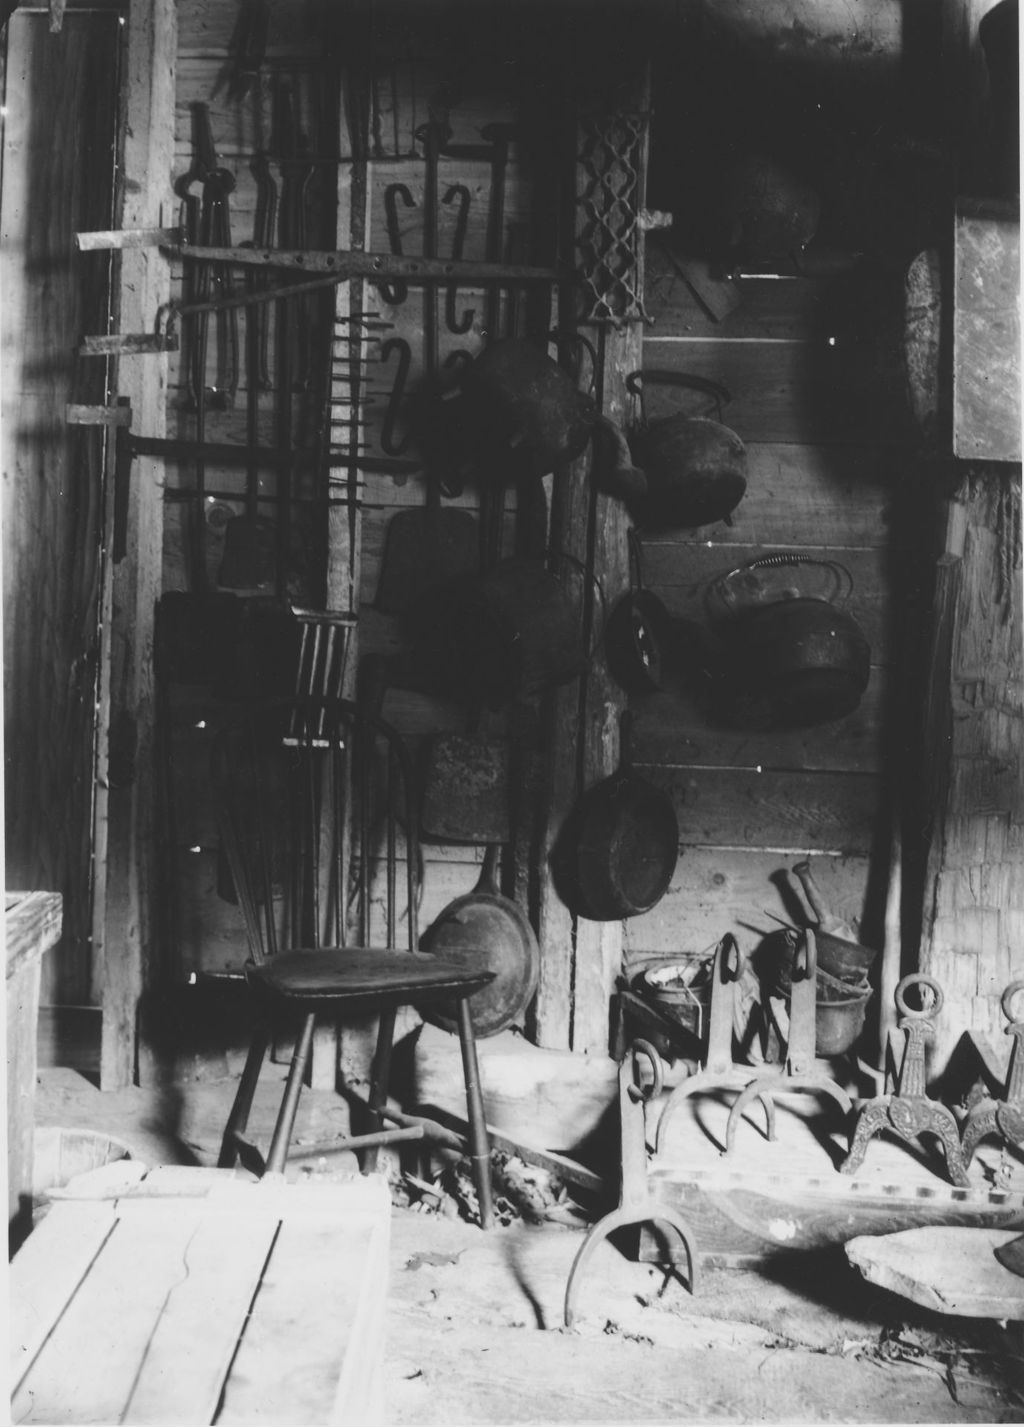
[265,1011,317,1175]
[363,1007,397,1176]
[219,1021,272,1169]
[455,997,493,1229]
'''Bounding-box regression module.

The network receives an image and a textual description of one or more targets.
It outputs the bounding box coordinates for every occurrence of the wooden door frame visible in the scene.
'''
[97,0,176,1088]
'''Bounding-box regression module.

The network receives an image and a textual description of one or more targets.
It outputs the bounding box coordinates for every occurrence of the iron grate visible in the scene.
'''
[576,110,651,325]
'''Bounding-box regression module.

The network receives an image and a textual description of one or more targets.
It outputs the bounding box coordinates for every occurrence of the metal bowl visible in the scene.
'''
[815,930,877,985]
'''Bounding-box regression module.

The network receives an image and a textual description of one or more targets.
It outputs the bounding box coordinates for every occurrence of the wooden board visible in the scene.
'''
[6,893,63,1225]
[1,11,120,1006]
[639,338,916,446]
[99,0,178,1090]
[664,442,900,549]
[847,1226,1024,1318]
[645,249,834,342]
[953,202,1021,462]
[632,672,887,775]
[645,1090,1024,1266]
[10,1172,391,1426]
[622,848,874,964]
[645,766,881,856]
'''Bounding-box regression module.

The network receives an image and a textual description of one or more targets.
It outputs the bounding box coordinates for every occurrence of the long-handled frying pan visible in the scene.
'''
[419,844,539,1037]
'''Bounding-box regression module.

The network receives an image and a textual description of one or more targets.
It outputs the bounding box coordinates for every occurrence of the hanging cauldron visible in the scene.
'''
[626,371,748,529]
[700,555,871,730]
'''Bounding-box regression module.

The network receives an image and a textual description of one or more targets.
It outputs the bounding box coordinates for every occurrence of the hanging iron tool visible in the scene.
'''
[219,71,279,591]
[195,106,240,412]
[440,123,517,341]
[441,183,474,335]
[564,1041,698,1328]
[214,0,270,104]
[174,103,240,588]
[272,75,317,396]
[379,337,413,457]
[379,183,416,306]
[415,119,446,382]
[250,86,278,393]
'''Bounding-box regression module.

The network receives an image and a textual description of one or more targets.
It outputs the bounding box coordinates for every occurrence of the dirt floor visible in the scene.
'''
[23,1064,1024,1425]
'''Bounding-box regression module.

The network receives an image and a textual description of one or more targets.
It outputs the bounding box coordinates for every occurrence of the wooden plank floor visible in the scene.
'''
[10,1172,390,1426]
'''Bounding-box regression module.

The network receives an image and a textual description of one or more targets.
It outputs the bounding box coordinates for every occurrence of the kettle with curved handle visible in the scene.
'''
[626,369,748,529]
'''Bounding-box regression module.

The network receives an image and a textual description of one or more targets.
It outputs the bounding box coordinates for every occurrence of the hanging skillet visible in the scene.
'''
[561,711,679,922]
[604,528,672,694]
[626,370,747,529]
[419,844,539,1037]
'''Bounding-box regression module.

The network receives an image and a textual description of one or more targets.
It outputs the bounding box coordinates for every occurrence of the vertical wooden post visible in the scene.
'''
[98,0,176,1089]
[571,328,641,1054]
[328,18,374,1093]
[535,61,650,1054]
[920,476,1023,1078]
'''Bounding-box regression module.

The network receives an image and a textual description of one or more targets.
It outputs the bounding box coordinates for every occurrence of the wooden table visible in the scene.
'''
[10,1167,391,1425]
[7,891,62,1226]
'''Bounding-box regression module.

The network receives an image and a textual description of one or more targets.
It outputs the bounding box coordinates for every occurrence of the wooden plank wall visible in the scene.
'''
[623,238,919,992]
[0,10,120,1005]
[160,5,932,1073]
[922,473,1023,1075]
[160,0,341,988]
[162,12,538,985]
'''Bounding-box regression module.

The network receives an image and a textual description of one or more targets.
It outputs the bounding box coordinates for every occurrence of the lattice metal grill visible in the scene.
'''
[576,110,650,325]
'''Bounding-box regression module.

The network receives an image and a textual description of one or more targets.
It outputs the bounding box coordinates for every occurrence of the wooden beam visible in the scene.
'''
[77,226,180,250]
[161,243,560,284]
[535,65,650,1054]
[953,202,1021,462]
[921,480,1024,1077]
[98,0,177,1089]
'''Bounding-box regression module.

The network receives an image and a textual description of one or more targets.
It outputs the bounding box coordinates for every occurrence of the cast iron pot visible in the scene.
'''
[565,711,679,922]
[626,370,748,529]
[604,529,672,694]
[703,556,871,729]
[718,599,870,728]
[419,844,540,1037]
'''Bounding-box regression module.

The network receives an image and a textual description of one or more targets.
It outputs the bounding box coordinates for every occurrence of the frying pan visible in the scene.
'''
[419,844,539,1037]
[566,711,679,922]
[604,529,672,694]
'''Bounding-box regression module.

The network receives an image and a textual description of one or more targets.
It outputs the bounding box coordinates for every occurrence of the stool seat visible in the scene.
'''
[247,947,495,1002]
